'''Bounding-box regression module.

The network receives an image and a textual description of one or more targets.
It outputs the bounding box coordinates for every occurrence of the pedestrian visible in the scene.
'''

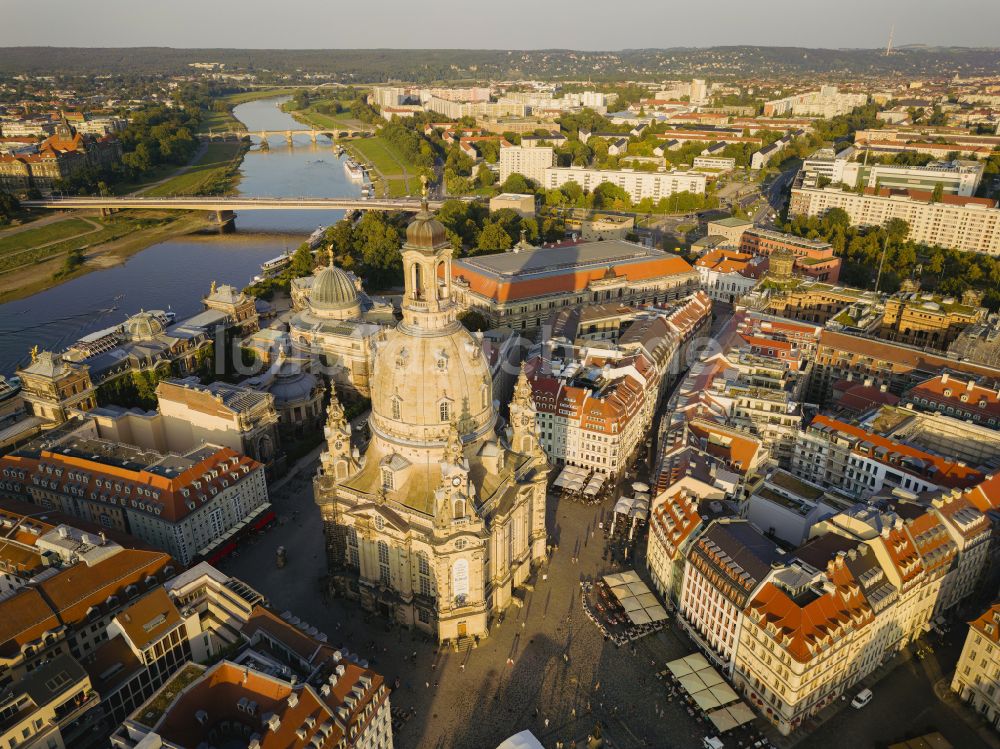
[460,663,465,671]
[544,718,550,729]
[425,681,430,689]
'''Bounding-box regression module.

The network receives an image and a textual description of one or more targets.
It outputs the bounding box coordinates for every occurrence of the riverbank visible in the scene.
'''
[0,211,217,304]
[198,88,301,133]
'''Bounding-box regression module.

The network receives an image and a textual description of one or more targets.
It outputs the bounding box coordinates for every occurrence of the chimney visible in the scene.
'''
[287,692,299,708]
[941,373,949,384]
[967,379,975,392]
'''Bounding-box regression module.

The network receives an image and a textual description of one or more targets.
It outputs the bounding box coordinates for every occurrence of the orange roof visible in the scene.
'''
[650,490,701,558]
[747,560,871,664]
[810,414,983,489]
[908,374,1000,422]
[0,588,62,659]
[967,473,1000,513]
[154,659,385,749]
[0,447,262,524]
[455,254,694,304]
[969,602,1000,644]
[687,420,761,474]
[905,511,957,578]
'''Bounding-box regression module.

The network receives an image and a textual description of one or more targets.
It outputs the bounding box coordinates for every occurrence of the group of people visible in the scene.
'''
[580,580,666,646]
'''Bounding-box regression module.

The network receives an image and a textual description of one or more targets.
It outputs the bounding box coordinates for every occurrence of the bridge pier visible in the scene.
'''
[310,131,318,144]
[213,210,236,232]
[286,131,294,146]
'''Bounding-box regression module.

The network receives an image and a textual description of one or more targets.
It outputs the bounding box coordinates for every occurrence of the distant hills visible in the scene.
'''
[1,46,999,81]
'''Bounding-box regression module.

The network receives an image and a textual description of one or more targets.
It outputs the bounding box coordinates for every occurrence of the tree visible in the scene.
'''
[458,309,490,332]
[499,173,535,195]
[289,243,315,277]
[931,183,944,203]
[476,164,497,188]
[474,222,513,254]
[355,212,401,272]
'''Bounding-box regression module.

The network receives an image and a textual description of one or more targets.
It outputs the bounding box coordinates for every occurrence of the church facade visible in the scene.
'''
[313,198,549,642]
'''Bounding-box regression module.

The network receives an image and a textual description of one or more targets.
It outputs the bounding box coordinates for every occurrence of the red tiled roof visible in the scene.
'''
[810,414,983,489]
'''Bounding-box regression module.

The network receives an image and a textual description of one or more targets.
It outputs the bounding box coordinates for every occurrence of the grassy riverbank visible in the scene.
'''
[198,87,300,133]
[0,211,214,304]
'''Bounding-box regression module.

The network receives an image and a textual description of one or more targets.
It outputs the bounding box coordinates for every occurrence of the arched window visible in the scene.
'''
[391,397,401,420]
[452,558,469,604]
[377,541,391,586]
[453,497,466,519]
[439,401,450,422]
[417,551,433,597]
[381,467,394,491]
[413,264,424,300]
[481,384,489,410]
[437,261,447,299]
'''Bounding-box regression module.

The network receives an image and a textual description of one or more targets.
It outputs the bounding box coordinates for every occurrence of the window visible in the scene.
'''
[440,401,450,422]
[391,398,401,420]
[418,552,433,597]
[378,541,391,586]
[381,468,394,491]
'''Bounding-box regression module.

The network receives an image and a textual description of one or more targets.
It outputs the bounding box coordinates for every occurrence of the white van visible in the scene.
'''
[851,688,873,709]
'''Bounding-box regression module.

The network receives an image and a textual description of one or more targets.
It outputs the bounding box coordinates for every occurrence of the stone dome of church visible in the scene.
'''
[124,312,164,342]
[310,263,361,318]
[268,359,321,406]
[368,324,494,446]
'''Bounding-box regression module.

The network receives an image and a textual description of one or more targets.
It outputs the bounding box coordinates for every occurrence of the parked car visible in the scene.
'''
[851,688,873,709]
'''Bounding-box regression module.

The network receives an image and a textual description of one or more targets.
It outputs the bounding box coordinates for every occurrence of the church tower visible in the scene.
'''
[313,187,549,643]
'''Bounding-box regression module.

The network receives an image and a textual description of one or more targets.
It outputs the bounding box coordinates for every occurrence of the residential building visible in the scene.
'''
[789,186,1000,256]
[904,372,1000,428]
[738,228,842,283]
[802,147,984,196]
[678,519,785,673]
[952,602,1000,730]
[0,654,100,749]
[808,329,1000,404]
[110,658,392,749]
[792,415,983,498]
[450,239,699,331]
[498,144,555,185]
[543,166,707,205]
[693,156,736,171]
[695,249,767,303]
[763,87,868,118]
[527,294,711,476]
[0,439,269,566]
[646,490,703,604]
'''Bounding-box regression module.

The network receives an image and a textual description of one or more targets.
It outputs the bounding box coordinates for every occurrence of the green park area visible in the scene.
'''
[349,137,418,197]
[143,141,247,197]
[0,214,171,276]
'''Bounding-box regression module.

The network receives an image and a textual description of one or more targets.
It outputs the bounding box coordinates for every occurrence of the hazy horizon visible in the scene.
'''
[3,0,1000,51]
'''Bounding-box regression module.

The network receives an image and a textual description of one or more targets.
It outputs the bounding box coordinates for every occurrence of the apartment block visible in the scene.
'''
[543,166,707,204]
[789,186,1000,256]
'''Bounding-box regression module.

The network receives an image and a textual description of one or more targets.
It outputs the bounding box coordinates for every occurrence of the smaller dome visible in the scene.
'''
[124,312,165,342]
[268,361,321,405]
[405,208,449,250]
[311,264,359,312]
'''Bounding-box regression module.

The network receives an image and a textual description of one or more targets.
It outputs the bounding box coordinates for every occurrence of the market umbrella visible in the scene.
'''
[632,481,650,492]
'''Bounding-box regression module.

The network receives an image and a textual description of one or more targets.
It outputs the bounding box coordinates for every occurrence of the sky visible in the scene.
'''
[3,0,1000,50]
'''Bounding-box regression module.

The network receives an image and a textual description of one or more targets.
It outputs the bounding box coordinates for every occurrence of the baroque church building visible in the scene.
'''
[314,197,549,642]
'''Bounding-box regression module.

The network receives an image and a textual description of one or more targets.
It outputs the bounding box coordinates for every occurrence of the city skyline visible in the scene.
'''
[3,0,1000,50]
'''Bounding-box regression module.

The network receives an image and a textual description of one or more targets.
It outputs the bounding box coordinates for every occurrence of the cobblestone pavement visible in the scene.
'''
[220,465,738,749]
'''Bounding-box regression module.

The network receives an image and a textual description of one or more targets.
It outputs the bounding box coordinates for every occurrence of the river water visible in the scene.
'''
[0,96,361,375]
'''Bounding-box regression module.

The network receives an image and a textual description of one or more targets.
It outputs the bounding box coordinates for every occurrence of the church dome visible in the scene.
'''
[268,360,321,406]
[310,264,360,317]
[124,312,164,342]
[369,324,495,447]
[405,208,449,251]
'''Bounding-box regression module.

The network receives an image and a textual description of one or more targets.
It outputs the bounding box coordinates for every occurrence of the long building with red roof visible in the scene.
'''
[0,438,268,565]
[450,239,699,330]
